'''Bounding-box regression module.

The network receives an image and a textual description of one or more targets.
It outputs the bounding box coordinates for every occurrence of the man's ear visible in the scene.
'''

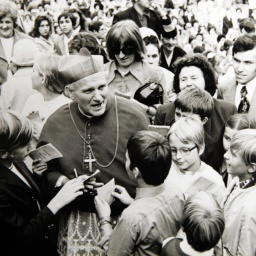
[0,151,9,159]
[133,167,140,180]
[201,117,208,125]
[248,163,256,174]
[40,73,46,84]
[198,144,205,156]
[64,86,75,100]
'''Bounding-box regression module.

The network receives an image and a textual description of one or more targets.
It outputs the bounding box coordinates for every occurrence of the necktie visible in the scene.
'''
[238,86,250,113]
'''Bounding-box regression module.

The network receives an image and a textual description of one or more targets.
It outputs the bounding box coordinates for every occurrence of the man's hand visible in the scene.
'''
[94,196,111,219]
[32,159,47,176]
[111,185,134,205]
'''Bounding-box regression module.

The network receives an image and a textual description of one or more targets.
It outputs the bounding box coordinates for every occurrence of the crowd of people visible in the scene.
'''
[0,0,256,255]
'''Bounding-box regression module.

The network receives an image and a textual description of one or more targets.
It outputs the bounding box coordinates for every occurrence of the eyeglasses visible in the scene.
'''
[171,145,197,156]
[143,35,159,46]
[111,46,134,55]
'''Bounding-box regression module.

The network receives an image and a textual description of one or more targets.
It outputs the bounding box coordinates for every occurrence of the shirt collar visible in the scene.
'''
[74,94,113,122]
[133,5,150,19]
[180,231,214,256]
[135,183,166,200]
[107,61,145,85]
[234,177,255,189]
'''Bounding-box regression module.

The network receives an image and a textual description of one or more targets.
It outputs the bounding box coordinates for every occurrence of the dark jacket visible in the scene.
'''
[113,6,171,38]
[0,162,58,256]
[160,46,186,73]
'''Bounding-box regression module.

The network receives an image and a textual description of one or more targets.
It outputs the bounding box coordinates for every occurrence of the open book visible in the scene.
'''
[29,143,63,162]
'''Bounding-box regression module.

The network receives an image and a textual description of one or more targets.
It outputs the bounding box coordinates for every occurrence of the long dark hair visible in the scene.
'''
[29,15,52,38]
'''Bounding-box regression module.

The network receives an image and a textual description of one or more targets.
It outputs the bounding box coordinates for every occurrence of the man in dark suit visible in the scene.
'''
[160,28,186,73]
[218,34,256,119]
[112,0,175,38]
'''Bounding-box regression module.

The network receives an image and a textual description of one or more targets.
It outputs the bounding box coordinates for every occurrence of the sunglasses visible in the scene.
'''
[143,35,159,45]
[112,46,134,55]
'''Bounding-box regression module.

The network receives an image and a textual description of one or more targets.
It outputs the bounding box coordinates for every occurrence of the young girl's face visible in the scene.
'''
[169,133,201,173]
[223,127,237,152]
[10,141,33,162]
[224,149,251,181]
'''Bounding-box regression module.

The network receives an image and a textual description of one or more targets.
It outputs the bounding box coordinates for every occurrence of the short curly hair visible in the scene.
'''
[68,32,100,55]
[0,0,18,25]
[173,54,217,96]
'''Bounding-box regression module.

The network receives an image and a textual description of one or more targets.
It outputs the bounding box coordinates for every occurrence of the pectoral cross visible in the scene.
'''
[84,145,96,173]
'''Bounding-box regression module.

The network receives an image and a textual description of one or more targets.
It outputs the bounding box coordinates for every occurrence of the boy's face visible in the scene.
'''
[59,16,73,36]
[224,149,252,181]
[125,151,137,183]
[9,141,33,161]
[175,108,203,123]
[223,127,236,152]
[169,133,201,173]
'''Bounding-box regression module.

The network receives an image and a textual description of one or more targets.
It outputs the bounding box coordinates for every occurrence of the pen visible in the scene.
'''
[74,168,78,178]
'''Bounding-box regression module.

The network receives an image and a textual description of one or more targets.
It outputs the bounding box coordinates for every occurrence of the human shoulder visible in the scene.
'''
[158,102,175,113]
[200,162,224,185]
[113,7,134,22]
[174,46,187,55]
[43,101,71,125]
[213,98,237,113]
[14,29,33,41]
[116,95,143,112]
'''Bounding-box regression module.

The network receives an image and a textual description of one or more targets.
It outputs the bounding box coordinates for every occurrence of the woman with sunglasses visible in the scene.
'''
[105,20,169,117]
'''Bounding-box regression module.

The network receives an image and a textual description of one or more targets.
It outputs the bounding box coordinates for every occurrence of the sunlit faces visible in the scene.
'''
[223,127,237,152]
[59,16,73,37]
[125,151,137,183]
[144,44,160,66]
[31,65,43,91]
[175,108,203,123]
[96,25,108,39]
[136,0,152,9]
[169,133,201,173]
[69,77,108,117]
[39,20,50,38]
[0,15,14,38]
[114,43,135,68]
[162,37,177,52]
[224,149,252,181]
[216,59,230,75]
[179,66,206,91]
[233,48,256,84]
[9,141,33,161]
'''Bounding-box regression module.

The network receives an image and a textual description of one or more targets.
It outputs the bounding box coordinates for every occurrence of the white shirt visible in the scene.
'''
[164,49,174,67]
[235,76,256,108]
[1,36,14,63]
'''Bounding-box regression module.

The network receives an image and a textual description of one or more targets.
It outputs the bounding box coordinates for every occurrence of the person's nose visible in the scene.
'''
[148,56,154,64]
[224,150,230,161]
[237,62,245,72]
[93,90,102,100]
[185,79,193,87]
[27,141,33,152]
[2,22,8,29]
[176,149,182,159]
[118,51,125,58]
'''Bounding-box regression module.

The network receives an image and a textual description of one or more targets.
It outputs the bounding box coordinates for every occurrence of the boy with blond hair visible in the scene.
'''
[223,129,256,256]
[166,117,226,205]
